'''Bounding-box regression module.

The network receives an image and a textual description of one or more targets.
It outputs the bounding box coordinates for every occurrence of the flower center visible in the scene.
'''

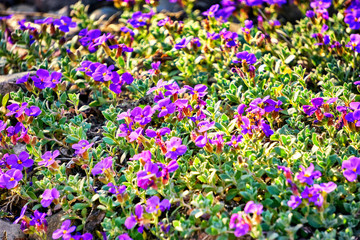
[304,173,310,177]
[147,171,151,175]
[17,160,22,164]
[171,147,177,152]
[156,205,159,209]
[63,230,67,234]
[353,168,357,172]
[232,140,237,145]
[10,177,14,181]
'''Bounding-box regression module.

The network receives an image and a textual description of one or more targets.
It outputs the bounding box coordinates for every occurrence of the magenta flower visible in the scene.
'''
[342,157,360,182]
[92,64,119,83]
[45,72,62,88]
[146,196,170,213]
[7,152,33,170]
[165,137,187,159]
[31,69,49,89]
[233,51,257,65]
[72,233,93,240]
[14,204,27,224]
[29,210,47,228]
[229,213,250,237]
[39,150,60,167]
[296,163,321,185]
[175,38,190,50]
[345,10,360,30]
[41,188,59,207]
[91,157,113,176]
[52,220,75,240]
[301,186,323,207]
[346,34,360,53]
[226,135,243,148]
[184,84,208,99]
[131,106,153,125]
[244,201,263,215]
[0,169,23,189]
[107,183,126,196]
[72,140,93,155]
[195,133,208,148]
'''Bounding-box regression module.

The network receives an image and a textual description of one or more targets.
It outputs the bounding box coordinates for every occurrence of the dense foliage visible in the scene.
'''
[1,0,360,239]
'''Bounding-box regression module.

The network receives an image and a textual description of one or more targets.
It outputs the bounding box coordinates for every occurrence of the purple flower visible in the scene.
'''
[241,20,253,34]
[345,10,360,30]
[296,163,321,185]
[34,17,53,25]
[7,152,33,170]
[53,16,77,33]
[31,69,50,89]
[310,0,331,9]
[128,11,153,28]
[72,140,93,155]
[137,161,161,189]
[153,98,176,118]
[29,210,47,227]
[130,150,152,162]
[229,213,250,237]
[165,137,187,159]
[244,201,263,215]
[6,103,28,118]
[91,157,113,176]
[131,106,153,125]
[264,99,282,112]
[195,133,208,148]
[52,220,75,240]
[301,186,323,206]
[45,72,62,88]
[316,181,337,193]
[24,106,42,117]
[14,204,27,224]
[175,38,190,50]
[92,64,119,83]
[16,73,30,84]
[342,157,360,182]
[184,84,208,98]
[77,61,100,77]
[346,34,360,53]
[146,196,170,213]
[41,188,59,208]
[39,150,60,167]
[72,233,93,240]
[121,72,134,85]
[234,51,257,65]
[306,10,315,18]
[125,204,143,232]
[118,233,133,240]
[0,169,23,189]
[203,4,220,17]
[287,195,301,209]
[107,183,126,196]
[79,29,102,52]
[226,135,243,148]
[146,127,171,138]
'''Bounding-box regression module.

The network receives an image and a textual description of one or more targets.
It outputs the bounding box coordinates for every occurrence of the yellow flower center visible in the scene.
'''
[171,147,177,152]
[10,177,14,181]
[17,160,22,164]
[304,173,310,177]
[63,230,67,234]
[147,171,151,175]
[156,205,159,209]
[353,168,357,172]
[232,140,237,145]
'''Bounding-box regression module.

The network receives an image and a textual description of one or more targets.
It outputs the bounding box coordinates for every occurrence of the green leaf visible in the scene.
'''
[307,214,323,228]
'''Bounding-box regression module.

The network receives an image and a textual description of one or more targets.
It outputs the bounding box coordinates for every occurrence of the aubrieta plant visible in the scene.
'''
[1,0,360,239]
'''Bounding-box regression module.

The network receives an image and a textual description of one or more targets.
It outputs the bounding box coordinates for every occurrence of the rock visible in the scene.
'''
[45,212,64,240]
[90,7,119,21]
[12,143,26,155]
[0,71,34,96]
[157,0,182,12]
[7,4,36,12]
[0,219,26,240]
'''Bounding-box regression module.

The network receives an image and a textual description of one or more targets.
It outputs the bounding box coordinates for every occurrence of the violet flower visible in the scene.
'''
[229,213,250,237]
[131,106,153,125]
[175,38,190,50]
[244,201,263,215]
[125,204,144,233]
[137,161,161,189]
[24,106,42,117]
[6,103,28,118]
[130,150,152,162]
[145,127,171,138]
[118,233,133,240]
[345,10,360,30]
[346,34,360,53]
[72,233,93,240]
[31,69,50,89]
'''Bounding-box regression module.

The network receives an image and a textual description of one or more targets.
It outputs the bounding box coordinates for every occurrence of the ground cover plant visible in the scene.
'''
[1,0,360,239]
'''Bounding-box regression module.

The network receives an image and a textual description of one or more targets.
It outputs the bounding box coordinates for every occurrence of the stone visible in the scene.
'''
[0,219,26,240]
[0,71,34,96]
[157,0,182,12]
[90,7,119,21]
[7,4,36,12]
[45,211,64,240]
